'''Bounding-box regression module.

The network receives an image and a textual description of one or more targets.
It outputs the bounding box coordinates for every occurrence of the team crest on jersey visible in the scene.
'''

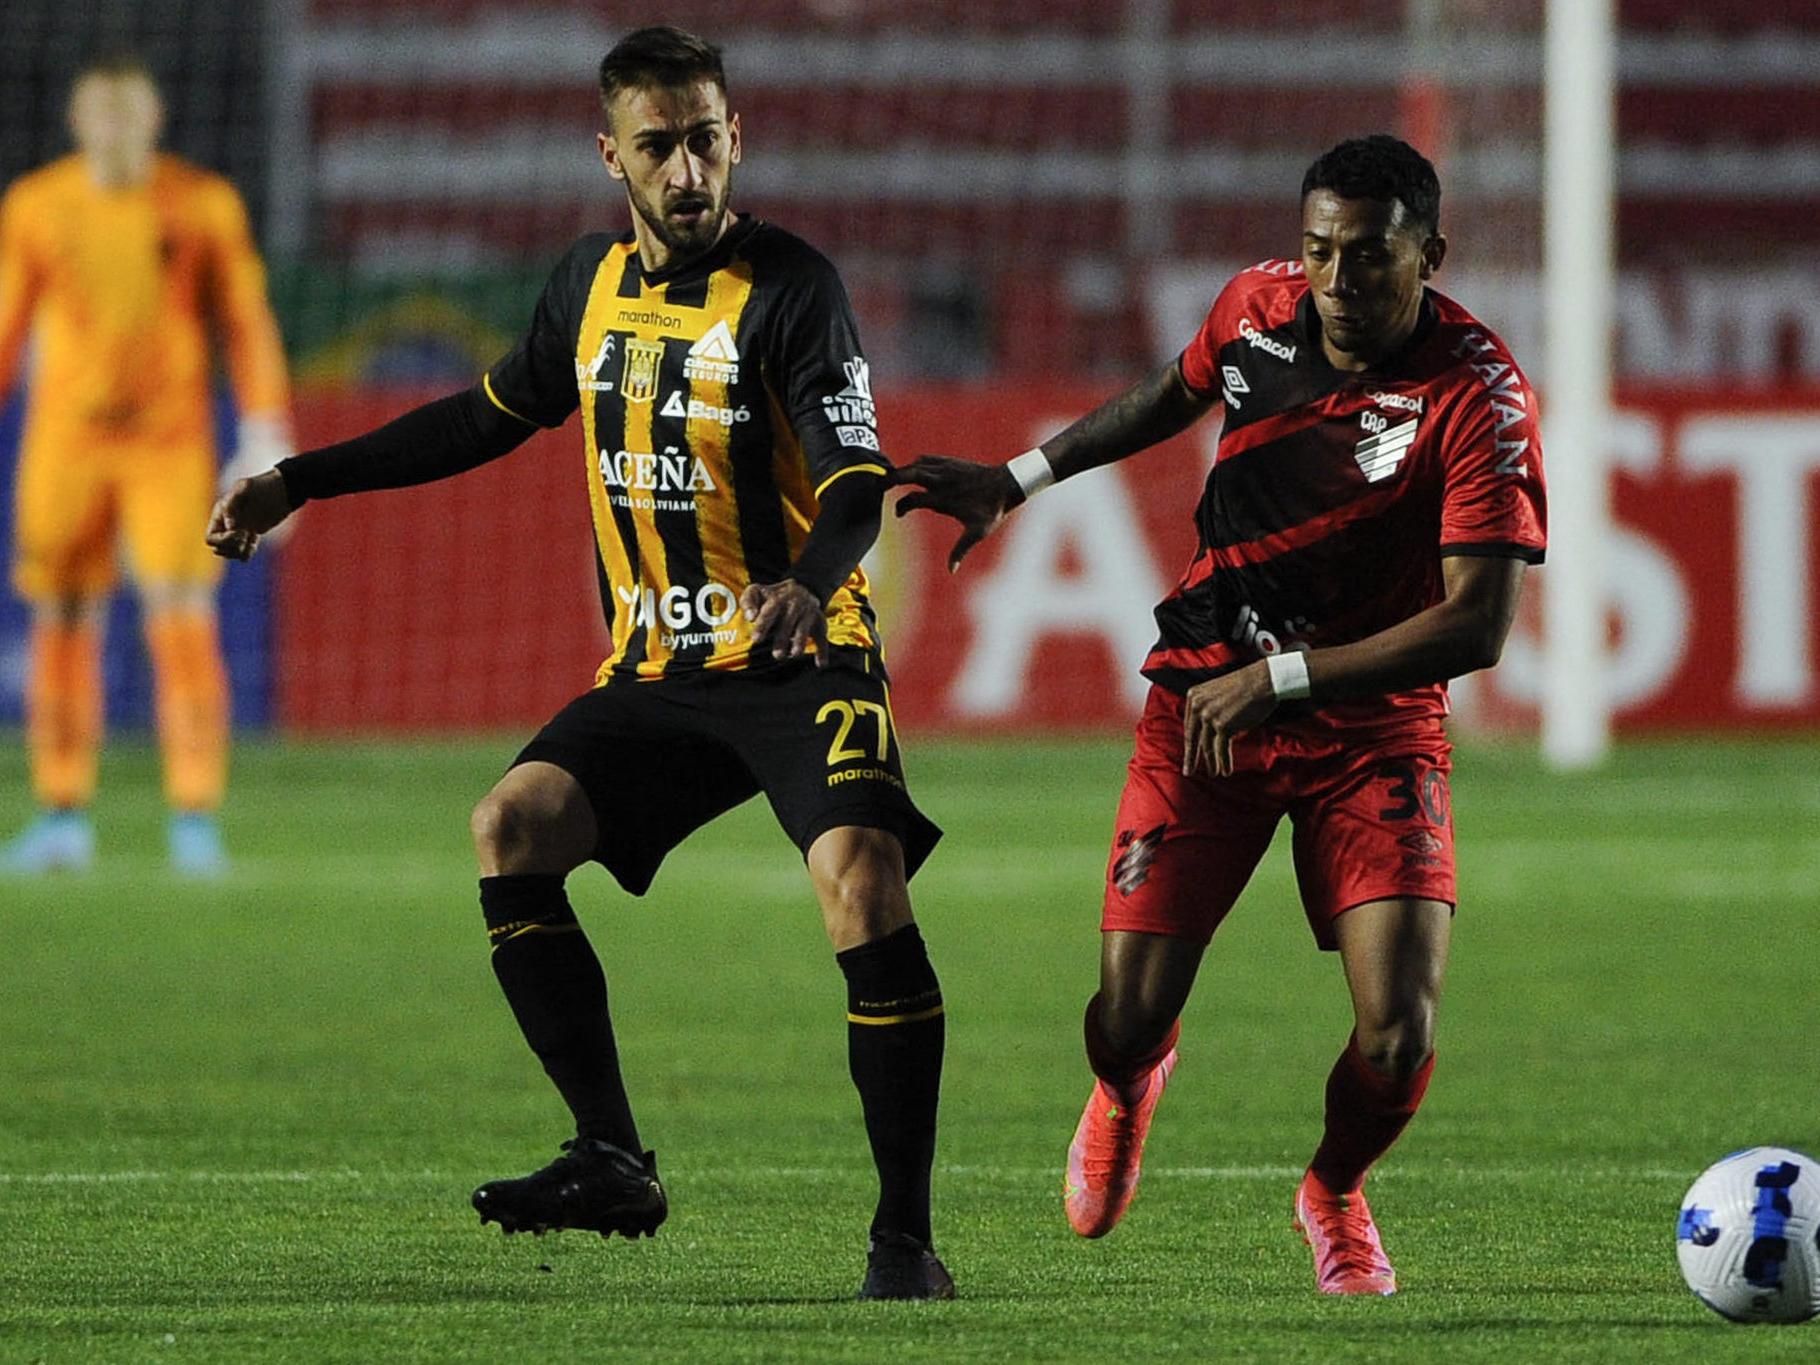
[1354,416,1419,483]
[620,339,665,403]
[683,320,741,384]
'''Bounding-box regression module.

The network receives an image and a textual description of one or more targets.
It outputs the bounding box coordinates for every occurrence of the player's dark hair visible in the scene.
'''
[598,26,727,119]
[1300,135,1441,236]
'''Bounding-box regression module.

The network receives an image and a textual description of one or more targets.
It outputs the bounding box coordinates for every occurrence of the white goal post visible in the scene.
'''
[1541,0,1616,768]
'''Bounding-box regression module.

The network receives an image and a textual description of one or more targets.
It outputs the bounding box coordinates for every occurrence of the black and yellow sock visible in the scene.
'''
[480,874,640,1152]
[837,922,945,1244]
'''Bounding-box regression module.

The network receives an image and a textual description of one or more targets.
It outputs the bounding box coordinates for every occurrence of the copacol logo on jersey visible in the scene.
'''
[1239,317,1297,362]
[1367,388,1424,415]
[822,357,879,450]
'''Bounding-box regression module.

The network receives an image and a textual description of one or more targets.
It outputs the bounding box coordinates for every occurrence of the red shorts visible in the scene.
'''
[1101,685,1457,950]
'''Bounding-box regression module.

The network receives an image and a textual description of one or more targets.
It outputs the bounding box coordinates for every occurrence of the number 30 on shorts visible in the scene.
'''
[816,699,892,766]
[1377,759,1450,825]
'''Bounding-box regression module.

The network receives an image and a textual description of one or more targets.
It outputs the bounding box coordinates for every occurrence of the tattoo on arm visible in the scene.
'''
[1043,361,1215,480]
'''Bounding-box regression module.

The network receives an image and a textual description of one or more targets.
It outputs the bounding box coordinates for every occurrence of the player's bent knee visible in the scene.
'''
[1354,1015,1436,1081]
[469,767,595,876]
[1096,989,1177,1060]
[807,826,912,947]
[468,793,518,861]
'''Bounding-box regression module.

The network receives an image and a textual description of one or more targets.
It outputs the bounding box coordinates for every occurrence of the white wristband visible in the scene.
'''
[1266,650,1312,701]
[1006,448,1056,498]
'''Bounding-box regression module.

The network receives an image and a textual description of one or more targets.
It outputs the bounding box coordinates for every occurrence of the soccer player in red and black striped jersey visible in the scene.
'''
[207,27,953,1300]
[895,135,1545,1295]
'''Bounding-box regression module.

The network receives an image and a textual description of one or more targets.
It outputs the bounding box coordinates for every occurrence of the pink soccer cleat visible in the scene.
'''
[1294,1170,1398,1295]
[1063,1049,1177,1238]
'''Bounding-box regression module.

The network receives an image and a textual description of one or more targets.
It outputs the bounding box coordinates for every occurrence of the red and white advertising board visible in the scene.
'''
[277,386,1820,734]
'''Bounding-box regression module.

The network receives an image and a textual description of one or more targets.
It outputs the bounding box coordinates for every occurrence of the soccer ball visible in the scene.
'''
[1677,1146,1820,1323]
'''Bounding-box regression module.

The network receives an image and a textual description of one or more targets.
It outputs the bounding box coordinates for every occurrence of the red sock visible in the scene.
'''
[1309,1035,1434,1195]
[1083,993,1180,1106]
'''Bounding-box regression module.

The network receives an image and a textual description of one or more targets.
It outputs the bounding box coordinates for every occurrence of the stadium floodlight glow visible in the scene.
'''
[1541,0,1615,769]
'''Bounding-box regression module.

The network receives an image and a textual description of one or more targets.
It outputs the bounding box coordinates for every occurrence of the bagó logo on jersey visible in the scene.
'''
[822,357,879,450]
[660,391,752,426]
[1355,415,1419,483]
[620,339,664,403]
[683,319,740,384]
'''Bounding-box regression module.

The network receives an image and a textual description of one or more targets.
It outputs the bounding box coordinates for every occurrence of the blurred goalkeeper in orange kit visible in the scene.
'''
[0,54,292,876]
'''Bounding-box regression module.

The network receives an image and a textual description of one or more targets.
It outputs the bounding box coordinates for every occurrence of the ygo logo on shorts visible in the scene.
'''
[617,579,741,631]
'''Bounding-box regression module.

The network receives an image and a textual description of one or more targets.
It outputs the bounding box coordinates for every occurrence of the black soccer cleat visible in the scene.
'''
[471,1138,667,1240]
[857,1231,957,1301]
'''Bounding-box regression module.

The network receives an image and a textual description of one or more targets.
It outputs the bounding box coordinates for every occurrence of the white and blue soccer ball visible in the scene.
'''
[1677,1146,1820,1324]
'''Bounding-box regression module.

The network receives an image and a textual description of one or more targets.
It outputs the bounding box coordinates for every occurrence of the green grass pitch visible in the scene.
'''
[3,731,1817,1362]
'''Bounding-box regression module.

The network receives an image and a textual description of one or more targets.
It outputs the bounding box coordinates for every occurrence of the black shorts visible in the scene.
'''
[513,657,942,895]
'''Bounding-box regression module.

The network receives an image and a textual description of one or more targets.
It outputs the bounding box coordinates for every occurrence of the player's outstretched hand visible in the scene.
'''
[889,456,1022,572]
[206,469,295,562]
[742,578,829,666]
[1181,661,1279,777]
[218,416,298,547]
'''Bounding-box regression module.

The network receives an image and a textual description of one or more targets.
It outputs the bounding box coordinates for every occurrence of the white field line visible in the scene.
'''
[0,1164,1693,1186]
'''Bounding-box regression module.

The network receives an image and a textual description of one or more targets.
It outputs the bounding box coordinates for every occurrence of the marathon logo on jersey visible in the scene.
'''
[661,391,751,426]
[1221,365,1249,410]
[1239,317,1297,363]
[1354,416,1420,483]
[1111,823,1168,896]
[822,357,880,449]
[683,319,741,384]
[615,306,684,330]
[620,339,665,404]
[599,447,718,501]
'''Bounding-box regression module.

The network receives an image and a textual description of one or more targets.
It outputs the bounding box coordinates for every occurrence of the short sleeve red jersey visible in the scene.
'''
[1152,259,1547,733]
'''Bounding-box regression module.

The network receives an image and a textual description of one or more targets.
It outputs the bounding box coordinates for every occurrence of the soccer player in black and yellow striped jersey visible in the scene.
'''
[208,27,952,1300]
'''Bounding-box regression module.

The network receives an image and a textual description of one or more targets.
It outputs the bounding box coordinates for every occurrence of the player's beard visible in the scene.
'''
[627,169,733,266]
